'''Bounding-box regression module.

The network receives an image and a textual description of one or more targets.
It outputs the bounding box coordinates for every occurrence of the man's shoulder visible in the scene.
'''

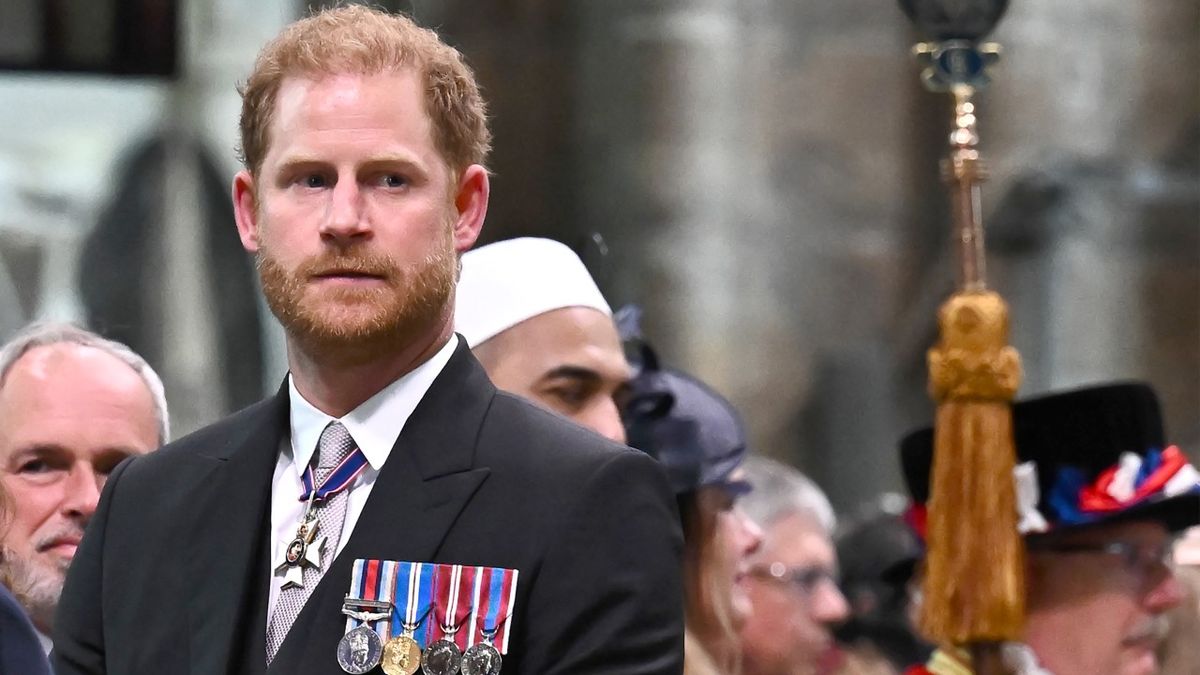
[480,391,647,472]
[120,395,283,478]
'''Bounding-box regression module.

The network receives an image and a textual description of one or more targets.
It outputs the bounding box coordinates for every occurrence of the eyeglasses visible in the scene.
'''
[1027,538,1176,585]
[748,561,840,595]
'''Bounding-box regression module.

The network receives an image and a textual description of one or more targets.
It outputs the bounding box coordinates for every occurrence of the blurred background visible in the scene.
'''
[0,0,1195,512]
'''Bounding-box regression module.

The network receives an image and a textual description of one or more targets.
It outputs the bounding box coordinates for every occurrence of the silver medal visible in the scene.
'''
[337,625,383,674]
[422,638,464,675]
[274,503,323,590]
[460,642,502,675]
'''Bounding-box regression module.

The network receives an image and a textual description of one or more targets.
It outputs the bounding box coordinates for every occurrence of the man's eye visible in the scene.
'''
[379,174,406,188]
[548,386,589,410]
[18,459,52,473]
[303,174,327,188]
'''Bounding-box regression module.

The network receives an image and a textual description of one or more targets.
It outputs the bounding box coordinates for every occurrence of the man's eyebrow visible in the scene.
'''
[94,446,140,458]
[359,156,426,172]
[10,444,137,459]
[276,154,426,169]
[9,443,70,457]
[541,366,602,383]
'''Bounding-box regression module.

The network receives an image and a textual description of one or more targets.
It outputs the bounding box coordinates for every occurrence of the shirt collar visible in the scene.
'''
[288,335,458,472]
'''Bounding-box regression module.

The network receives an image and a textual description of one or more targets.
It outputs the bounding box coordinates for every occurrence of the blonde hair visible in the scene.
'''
[684,628,725,675]
[683,488,742,674]
[237,5,491,177]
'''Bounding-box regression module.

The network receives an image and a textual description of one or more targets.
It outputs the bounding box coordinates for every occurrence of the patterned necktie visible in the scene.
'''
[266,421,359,663]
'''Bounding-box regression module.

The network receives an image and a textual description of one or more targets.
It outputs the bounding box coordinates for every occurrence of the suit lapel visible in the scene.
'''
[186,385,288,675]
[267,340,496,674]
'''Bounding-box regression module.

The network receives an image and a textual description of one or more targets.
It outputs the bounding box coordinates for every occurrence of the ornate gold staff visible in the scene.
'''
[898,3,1022,674]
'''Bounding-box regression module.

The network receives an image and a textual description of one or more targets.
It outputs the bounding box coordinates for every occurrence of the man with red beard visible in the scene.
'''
[52,7,683,675]
[901,383,1199,675]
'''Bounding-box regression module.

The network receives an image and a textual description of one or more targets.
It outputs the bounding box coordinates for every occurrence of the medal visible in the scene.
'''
[273,496,324,590]
[461,640,502,675]
[422,564,472,675]
[461,564,517,675]
[422,638,464,675]
[381,633,422,675]
[275,444,370,591]
[381,560,434,675]
[337,625,383,674]
[339,561,398,674]
[381,605,432,675]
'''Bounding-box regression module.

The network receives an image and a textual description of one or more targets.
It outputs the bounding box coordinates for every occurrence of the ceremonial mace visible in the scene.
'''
[898,2,1023,674]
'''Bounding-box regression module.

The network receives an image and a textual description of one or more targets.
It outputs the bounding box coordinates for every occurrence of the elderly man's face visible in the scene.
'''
[0,344,159,631]
[1025,520,1185,675]
[473,307,630,443]
[740,513,849,675]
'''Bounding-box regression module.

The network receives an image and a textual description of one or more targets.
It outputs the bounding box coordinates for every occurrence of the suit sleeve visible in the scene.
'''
[51,455,135,674]
[0,585,51,675]
[519,450,685,674]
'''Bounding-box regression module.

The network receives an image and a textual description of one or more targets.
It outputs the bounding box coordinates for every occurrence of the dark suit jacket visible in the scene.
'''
[52,341,684,674]
[0,584,50,675]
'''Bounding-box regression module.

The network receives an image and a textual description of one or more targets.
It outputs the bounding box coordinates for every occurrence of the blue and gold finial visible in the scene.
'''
[901,0,1008,92]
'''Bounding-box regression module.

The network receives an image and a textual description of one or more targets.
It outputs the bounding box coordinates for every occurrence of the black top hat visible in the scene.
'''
[900,382,1200,534]
[622,345,750,497]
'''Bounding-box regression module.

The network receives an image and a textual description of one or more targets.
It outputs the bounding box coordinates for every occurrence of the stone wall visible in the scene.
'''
[427,0,1198,509]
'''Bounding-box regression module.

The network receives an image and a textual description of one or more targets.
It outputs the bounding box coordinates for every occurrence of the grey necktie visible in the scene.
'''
[266,421,358,663]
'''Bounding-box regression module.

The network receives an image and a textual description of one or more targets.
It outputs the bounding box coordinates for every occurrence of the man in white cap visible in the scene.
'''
[456,237,630,442]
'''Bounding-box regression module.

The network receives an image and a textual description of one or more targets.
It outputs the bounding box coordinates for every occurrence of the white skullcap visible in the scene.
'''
[455,237,612,347]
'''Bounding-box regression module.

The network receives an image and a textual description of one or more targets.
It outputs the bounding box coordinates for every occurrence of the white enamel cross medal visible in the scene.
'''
[275,502,326,590]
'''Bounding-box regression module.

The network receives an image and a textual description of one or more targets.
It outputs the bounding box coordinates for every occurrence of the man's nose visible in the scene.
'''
[320,180,371,241]
[736,509,764,558]
[588,398,627,444]
[1144,566,1188,613]
[812,579,851,625]
[60,464,102,522]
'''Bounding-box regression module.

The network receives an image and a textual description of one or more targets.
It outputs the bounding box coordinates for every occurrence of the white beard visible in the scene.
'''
[2,551,62,633]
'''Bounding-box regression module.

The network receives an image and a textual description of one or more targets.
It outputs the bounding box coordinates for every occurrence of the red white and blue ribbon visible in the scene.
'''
[346,558,398,636]
[906,445,1200,538]
[1049,446,1200,527]
[469,565,519,654]
[299,447,369,502]
[343,560,519,654]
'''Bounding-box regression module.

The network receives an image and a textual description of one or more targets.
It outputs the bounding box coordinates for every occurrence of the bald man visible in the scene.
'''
[0,323,166,646]
[456,238,630,442]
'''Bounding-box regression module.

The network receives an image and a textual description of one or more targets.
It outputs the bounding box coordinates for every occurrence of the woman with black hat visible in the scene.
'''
[623,345,764,674]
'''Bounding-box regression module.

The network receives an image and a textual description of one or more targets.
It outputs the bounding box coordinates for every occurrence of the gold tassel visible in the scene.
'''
[921,290,1025,645]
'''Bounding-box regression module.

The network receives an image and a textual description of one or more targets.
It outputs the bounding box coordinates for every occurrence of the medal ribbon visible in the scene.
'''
[345,559,396,636]
[428,564,448,643]
[468,566,519,654]
[429,564,477,651]
[452,565,478,651]
[299,446,370,502]
[392,562,435,646]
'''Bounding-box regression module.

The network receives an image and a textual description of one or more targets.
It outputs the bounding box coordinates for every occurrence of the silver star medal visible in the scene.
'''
[275,510,324,590]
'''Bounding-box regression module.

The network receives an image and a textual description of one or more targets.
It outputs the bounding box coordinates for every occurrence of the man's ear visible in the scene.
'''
[451,164,489,254]
[233,170,261,253]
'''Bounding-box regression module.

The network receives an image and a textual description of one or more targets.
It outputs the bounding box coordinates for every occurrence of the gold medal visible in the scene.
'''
[381,634,422,675]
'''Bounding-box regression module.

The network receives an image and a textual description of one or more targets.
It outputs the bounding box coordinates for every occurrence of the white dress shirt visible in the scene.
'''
[266,336,458,622]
